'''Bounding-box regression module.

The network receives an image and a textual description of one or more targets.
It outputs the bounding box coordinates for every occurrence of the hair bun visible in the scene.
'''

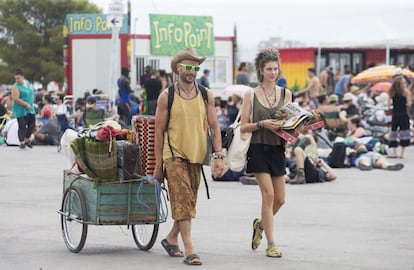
[15,67,24,76]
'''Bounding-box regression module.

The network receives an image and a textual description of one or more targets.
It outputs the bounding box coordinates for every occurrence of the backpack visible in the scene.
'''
[166,84,211,199]
[328,142,346,168]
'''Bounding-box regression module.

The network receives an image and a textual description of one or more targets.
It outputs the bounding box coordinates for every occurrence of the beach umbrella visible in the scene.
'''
[351,65,414,84]
[371,81,392,92]
[221,84,250,97]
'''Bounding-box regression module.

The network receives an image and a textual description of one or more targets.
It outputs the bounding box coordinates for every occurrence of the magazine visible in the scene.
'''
[271,103,324,144]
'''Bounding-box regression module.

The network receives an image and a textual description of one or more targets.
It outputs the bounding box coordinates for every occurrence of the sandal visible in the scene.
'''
[251,218,263,250]
[266,246,282,258]
[183,253,202,265]
[161,239,184,257]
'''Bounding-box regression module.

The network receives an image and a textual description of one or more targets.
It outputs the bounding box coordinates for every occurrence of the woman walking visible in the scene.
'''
[240,48,292,258]
[388,76,411,158]
[11,68,36,149]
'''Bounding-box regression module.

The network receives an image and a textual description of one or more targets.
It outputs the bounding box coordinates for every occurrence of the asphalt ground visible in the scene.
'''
[0,145,413,270]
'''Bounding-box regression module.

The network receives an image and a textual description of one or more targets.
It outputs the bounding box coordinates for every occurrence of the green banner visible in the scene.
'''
[149,14,215,56]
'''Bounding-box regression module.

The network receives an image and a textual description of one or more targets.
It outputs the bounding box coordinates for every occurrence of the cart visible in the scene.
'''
[58,170,166,253]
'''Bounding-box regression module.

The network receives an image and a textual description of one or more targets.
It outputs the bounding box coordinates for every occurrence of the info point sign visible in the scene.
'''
[149,14,215,56]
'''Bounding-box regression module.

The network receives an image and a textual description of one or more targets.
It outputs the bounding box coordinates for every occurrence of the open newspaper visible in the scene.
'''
[272,103,324,144]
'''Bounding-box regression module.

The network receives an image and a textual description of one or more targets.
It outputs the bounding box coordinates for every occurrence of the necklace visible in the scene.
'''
[261,84,277,107]
[177,82,196,98]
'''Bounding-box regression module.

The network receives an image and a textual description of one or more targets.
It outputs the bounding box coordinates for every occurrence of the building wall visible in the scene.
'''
[365,49,386,67]
[72,38,112,98]
[130,35,233,95]
[279,48,315,90]
[69,35,234,100]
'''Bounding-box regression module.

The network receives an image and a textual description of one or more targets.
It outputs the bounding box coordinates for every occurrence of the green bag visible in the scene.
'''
[71,137,117,182]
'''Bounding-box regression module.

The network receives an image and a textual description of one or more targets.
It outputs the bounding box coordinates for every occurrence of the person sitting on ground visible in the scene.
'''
[316,94,329,115]
[37,94,55,125]
[1,117,20,146]
[82,96,105,128]
[341,92,360,120]
[323,94,348,139]
[345,117,367,141]
[33,110,59,145]
[324,94,348,129]
[287,132,336,184]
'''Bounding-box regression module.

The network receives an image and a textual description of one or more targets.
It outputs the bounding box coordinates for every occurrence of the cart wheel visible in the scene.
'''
[60,186,88,253]
[132,224,159,250]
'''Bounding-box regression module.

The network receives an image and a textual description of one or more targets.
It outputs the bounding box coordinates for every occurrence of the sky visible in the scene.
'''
[90,0,414,61]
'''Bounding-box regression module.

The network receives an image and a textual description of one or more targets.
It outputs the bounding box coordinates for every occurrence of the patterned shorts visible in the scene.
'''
[164,158,201,221]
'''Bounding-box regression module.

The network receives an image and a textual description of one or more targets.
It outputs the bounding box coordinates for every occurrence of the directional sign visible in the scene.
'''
[108,1,123,16]
[106,15,123,28]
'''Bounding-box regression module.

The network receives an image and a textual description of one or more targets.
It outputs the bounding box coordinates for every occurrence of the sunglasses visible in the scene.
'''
[263,49,279,58]
[179,63,200,72]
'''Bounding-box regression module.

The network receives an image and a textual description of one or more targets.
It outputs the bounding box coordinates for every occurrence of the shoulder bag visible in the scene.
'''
[226,89,254,172]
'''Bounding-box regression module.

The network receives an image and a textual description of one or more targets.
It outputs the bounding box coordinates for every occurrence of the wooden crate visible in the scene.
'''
[63,171,161,225]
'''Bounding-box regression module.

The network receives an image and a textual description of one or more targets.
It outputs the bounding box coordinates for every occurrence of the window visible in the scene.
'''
[135,57,160,85]
[199,57,228,87]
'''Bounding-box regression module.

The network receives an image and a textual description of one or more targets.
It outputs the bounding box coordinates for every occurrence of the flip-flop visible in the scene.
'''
[183,253,202,265]
[387,155,398,158]
[161,239,184,257]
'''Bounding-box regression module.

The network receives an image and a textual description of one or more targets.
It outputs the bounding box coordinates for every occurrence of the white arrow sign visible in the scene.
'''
[109,1,123,16]
[106,15,123,28]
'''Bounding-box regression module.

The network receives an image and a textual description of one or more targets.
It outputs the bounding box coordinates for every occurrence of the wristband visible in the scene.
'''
[211,152,225,160]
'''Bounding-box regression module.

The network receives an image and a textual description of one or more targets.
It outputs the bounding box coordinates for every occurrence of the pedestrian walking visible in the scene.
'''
[153,48,226,266]
[11,67,36,149]
[240,48,292,258]
[388,76,412,158]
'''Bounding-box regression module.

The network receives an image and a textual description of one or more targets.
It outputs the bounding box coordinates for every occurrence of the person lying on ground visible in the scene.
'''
[287,134,336,184]
[355,151,404,171]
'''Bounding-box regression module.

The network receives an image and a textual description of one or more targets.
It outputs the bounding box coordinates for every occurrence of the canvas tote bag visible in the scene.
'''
[226,89,254,171]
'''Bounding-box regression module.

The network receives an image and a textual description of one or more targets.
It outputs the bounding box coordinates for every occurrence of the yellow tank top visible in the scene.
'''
[163,90,207,163]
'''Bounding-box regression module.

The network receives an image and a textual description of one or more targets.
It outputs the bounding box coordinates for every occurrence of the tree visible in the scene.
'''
[0,0,101,86]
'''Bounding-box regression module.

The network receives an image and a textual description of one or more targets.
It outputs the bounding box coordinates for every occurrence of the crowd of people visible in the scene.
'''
[0,65,173,147]
[1,47,413,266]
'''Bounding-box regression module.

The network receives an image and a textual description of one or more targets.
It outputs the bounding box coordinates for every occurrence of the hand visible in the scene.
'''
[26,103,31,110]
[211,158,226,178]
[265,119,282,132]
[153,165,164,182]
[316,159,324,166]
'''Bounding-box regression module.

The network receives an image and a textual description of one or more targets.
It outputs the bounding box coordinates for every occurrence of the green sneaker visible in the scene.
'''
[251,218,263,250]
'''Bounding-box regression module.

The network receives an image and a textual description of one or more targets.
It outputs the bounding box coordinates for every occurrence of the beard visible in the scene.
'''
[180,72,196,84]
